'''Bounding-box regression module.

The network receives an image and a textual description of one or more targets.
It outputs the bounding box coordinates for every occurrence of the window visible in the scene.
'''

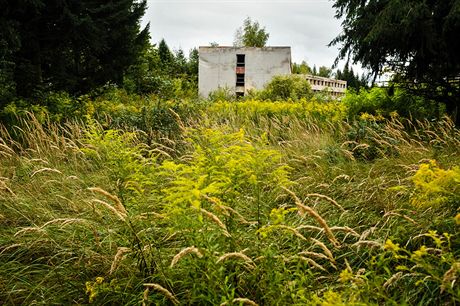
[236,92,244,98]
[236,73,245,86]
[236,54,245,67]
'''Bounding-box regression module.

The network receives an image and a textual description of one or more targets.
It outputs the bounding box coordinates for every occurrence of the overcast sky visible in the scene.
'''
[142,0,345,69]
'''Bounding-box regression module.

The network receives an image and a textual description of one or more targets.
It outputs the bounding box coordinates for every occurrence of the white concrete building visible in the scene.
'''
[199,46,292,97]
[303,74,347,98]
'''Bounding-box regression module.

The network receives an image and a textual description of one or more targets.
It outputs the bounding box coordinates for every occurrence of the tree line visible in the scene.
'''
[1,1,459,122]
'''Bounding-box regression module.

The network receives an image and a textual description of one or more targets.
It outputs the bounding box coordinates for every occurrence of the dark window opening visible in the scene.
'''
[236,54,245,67]
[236,92,244,98]
[236,73,245,86]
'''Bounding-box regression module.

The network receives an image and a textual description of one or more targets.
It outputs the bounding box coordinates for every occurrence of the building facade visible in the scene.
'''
[303,74,347,98]
[199,46,292,97]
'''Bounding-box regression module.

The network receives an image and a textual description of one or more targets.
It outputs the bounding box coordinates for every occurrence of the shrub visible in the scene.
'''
[343,87,444,120]
[410,160,460,209]
[254,75,313,101]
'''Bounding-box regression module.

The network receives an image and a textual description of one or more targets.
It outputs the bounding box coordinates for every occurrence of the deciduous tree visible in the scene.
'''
[233,17,269,48]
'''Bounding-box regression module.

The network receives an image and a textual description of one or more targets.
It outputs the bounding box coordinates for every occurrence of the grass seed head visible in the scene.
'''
[143,283,179,305]
[170,246,203,268]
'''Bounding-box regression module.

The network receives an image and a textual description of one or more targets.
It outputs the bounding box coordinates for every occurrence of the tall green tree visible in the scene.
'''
[0,0,149,99]
[336,64,368,91]
[329,0,460,121]
[292,61,311,74]
[233,17,269,48]
[318,66,333,78]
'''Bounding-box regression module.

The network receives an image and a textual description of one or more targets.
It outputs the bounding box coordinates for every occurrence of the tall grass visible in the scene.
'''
[0,101,459,305]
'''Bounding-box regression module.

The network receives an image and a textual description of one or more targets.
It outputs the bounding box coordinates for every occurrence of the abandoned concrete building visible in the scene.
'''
[303,74,347,98]
[198,46,292,97]
[198,46,347,98]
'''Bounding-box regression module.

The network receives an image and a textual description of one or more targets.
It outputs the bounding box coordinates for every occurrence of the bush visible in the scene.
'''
[343,87,444,120]
[253,75,313,101]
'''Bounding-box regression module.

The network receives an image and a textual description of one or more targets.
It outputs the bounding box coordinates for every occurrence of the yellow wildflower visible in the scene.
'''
[412,246,428,260]
[384,239,401,252]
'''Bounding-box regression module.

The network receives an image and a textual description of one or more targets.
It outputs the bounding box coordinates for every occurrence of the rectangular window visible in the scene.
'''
[236,54,245,67]
[236,73,245,86]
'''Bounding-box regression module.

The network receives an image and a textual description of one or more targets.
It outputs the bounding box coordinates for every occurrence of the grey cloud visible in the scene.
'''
[143,0,345,67]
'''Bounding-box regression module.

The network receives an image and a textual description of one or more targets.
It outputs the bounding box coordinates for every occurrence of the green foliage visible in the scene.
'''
[254,75,313,101]
[330,0,460,116]
[291,61,312,75]
[410,160,460,209]
[207,86,236,102]
[343,86,444,120]
[335,64,369,91]
[123,41,198,98]
[2,0,149,97]
[209,99,348,124]
[1,90,460,305]
[317,66,333,78]
[233,17,270,47]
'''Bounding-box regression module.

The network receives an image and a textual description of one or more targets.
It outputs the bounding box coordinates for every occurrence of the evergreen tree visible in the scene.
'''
[330,0,460,122]
[0,0,149,99]
[335,64,368,91]
[187,48,199,76]
[292,61,311,74]
[318,66,332,78]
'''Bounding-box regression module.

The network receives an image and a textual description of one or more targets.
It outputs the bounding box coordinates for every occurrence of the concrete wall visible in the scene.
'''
[199,46,291,97]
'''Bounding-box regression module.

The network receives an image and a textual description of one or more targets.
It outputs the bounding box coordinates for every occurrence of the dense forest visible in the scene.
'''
[1,0,459,305]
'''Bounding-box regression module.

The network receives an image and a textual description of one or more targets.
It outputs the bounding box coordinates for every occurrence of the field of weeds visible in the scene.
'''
[1,99,459,305]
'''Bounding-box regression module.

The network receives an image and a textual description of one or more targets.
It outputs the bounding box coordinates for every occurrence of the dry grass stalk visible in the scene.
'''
[331,174,351,184]
[0,243,22,255]
[297,256,327,271]
[282,187,340,247]
[273,225,308,241]
[88,187,128,217]
[170,246,203,268]
[142,288,150,306]
[330,226,360,237]
[359,227,376,241]
[310,238,335,264]
[441,262,460,293]
[168,108,186,133]
[143,283,179,305]
[220,298,259,306]
[305,193,345,212]
[296,225,323,232]
[0,143,15,157]
[30,167,62,177]
[14,227,45,237]
[40,218,87,228]
[88,187,128,216]
[0,181,16,196]
[203,195,252,225]
[14,218,87,236]
[109,247,131,275]
[383,211,416,224]
[298,251,330,261]
[217,251,255,268]
[383,272,403,289]
[92,199,126,221]
[199,208,231,237]
[352,240,382,249]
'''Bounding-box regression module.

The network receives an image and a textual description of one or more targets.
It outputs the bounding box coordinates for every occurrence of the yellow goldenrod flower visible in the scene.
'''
[412,245,428,260]
[384,239,401,252]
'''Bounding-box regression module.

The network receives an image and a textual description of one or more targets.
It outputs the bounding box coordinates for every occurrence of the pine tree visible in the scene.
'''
[0,0,149,99]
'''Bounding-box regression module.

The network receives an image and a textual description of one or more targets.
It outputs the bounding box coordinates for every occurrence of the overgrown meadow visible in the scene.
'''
[1,88,459,305]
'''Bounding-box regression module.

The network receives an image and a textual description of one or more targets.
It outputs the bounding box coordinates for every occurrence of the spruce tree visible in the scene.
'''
[0,0,149,98]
